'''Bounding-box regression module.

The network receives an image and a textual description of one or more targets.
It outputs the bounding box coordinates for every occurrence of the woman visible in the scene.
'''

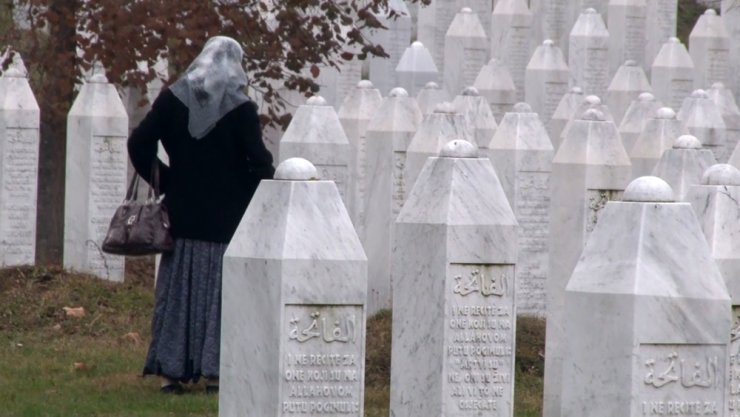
[128,36,275,394]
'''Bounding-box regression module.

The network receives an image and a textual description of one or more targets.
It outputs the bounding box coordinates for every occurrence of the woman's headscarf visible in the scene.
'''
[170,36,249,139]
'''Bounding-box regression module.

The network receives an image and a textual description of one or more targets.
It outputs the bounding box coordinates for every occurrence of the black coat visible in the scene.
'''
[127,88,275,243]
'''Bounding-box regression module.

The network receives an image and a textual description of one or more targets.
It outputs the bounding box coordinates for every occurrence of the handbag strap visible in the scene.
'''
[125,172,141,202]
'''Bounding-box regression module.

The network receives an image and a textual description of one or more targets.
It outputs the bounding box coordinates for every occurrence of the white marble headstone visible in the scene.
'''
[544,108,632,417]
[688,9,730,90]
[606,60,652,126]
[677,89,727,162]
[417,82,450,116]
[64,62,128,282]
[395,41,440,97]
[443,8,489,98]
[417,1,459,76]
[363,88,423,315]
[0,53,39,266]
[366,0,413,96]
[607,0,647,75]
[279,96,351,204]
[618,92,663,153]
[488,103,553,315]
[548,87,584,150]
[723,0,740,99]
[560,95,616,147]
[525,39,570,123]
[390,139,518,417]
[473,58,517,122]
[220,158,368,417]
[529,0,571,58]
[651,37,695,111]
[708,82,740,158]
[560,175,730,417]
[644,0,677,77]
[404,102,471,192]
[568,8,610,98]
[686,163,740,417]
[490,0,532,103]
[452,87,498,149]
[338,80,383,235]
[317,60,363,110]
[629,107,688,178]
[652,134,717,201]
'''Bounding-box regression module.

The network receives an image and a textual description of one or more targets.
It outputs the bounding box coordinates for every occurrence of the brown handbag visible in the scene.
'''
[102,161,174,255]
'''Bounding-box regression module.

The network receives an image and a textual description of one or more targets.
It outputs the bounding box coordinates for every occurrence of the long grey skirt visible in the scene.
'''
[143,238,227,382]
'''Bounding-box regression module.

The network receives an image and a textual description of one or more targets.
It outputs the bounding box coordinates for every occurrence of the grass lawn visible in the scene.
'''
[0,261,543,417]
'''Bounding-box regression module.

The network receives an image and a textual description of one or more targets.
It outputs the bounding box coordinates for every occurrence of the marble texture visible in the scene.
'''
[0,53,38,266]
[338,80,383,237]
[677,89,727,162]
[443,8,488,98]
[64,63,128,282]
[317,60,363,109]
[390,141,518,417]
[396,41,440,97]
[220,159,368,417]
[644,0,677,77]
[490,0,532,103]
[417,1,459,76]
[723,0,740,99]
[473,59,517,122]
[452,87,498,149]
[417,82,450,116]
[488,103,553,315]
[652,134,717,201]
[544,108,632,417]
[708,82,740,160]
[404,103,471,193]
[279,96,351,205]
[651,37,695,111]
[688,9,730,90]
[568,8,610,98]
[525,40,570,124]
[629,107,688,179]
[560,176,730,417]
[618,92,663,153]
[366,0,412,96]
[547,87,584,150]
[362,87,422,315]
[686,164,740,303]
[607,0,647,75]
[606,60,652,126]
[528,0,572,59]
[559,95,616,148]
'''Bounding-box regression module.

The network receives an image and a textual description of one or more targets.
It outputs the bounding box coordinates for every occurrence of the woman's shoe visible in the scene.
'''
[160,383,184,394]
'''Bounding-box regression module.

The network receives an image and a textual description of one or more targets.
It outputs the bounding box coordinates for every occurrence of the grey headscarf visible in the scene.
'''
[170,36,249,139]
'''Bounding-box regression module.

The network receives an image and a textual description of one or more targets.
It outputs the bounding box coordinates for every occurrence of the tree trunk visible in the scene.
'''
[35,0,78,265]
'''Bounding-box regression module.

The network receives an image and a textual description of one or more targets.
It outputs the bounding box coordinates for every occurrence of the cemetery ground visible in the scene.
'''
[0,258,544,417]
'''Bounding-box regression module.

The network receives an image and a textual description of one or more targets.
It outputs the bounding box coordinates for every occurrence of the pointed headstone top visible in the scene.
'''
[440,139,477,158]
[585,95,602,106]
[513,102,533,113]
[702,164,740,186]
[425,81,441,89]
[581,108,606,121]
[704,9,718,16]
[460,7,473,13]
[668,37,681,44]
[357,80,374,89]
[656,107,677,120]
[543,39,555,47]
[274,158,319,181]
[584,8,597,14]
[462,86,479,96]
[88,61,109,84]
[434,102,457,114]
[307,95,329,106]
[412,41,424,48]
[389,87,409,97]
[4,52,28,78]
[623,60,638,67]
[623,176,675,202]
[638,92,656,101]
[691,89,709,99]
[571,86,583,94]
[673,134,702,149]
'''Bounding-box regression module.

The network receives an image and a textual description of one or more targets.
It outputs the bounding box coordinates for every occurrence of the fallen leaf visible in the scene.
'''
[73,362,89,371]
[52,324,62,331]
[123,332,142,345]
[63,306,86,318]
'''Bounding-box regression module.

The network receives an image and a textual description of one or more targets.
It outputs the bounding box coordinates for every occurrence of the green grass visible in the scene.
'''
[0,264,546,417]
